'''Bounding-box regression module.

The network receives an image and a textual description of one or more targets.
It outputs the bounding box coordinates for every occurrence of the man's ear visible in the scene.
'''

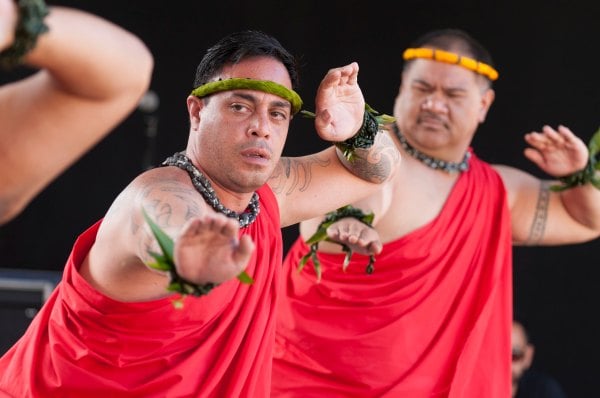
[478,88,495,123]
[187,96,204,129]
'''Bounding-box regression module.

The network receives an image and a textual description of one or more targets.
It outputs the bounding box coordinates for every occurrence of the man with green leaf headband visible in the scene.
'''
[0,30,400,397]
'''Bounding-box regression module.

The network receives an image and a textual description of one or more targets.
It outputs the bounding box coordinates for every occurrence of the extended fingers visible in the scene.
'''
[180,213,238,239]
[327,220,381,255]
[525,125,563,149]
[523,124,589,173]
[556,125,580,145]
[337,62,359,85]
[526,125,584,151]
[321,62,359,87]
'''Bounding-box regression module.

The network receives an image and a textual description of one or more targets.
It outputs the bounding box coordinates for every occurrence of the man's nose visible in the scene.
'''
[247,113,270,137]
[421,95,447,113]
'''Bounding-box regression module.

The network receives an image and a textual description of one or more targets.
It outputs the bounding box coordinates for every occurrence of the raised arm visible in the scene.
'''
[271,63,400,227]
[0,3,153,223]
[81,169,255,303]
[496,125,600,245]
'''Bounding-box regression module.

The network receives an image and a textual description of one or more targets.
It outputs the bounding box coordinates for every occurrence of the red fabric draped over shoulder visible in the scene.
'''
[0,185,282,398]
[273,154,512,398]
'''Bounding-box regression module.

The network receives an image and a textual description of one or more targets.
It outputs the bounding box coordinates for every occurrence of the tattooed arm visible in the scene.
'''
[271,130,399,228]
[496,125,600,246]
[495,165,600,246]
[80,168,253,302]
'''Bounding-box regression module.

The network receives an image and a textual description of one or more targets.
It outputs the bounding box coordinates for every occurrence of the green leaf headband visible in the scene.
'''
[190,78,303,115]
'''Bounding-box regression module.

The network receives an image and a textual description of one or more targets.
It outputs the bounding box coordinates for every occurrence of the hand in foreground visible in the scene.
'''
[327,217,383,256]
[524,125,589,177]
[313,62,365,141]
[174,213,255,285]
[299,206,379,281]
[0,0,18,51]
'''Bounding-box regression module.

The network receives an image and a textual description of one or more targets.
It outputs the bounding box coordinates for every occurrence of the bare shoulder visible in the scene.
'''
[104,166,205,234]
[491,164,542,206]
[491,164,529,184]
[82,167,208,301]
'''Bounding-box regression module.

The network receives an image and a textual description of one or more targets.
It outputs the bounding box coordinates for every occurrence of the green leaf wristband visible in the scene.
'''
[0,0,49,70]
[550,127,600,192]
[301,103,395,161]
[142,209,254,309]
[297,204,376,282]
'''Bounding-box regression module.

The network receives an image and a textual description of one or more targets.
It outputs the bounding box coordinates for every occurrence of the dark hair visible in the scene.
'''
[405,28,495,85]
[193,30,300,90]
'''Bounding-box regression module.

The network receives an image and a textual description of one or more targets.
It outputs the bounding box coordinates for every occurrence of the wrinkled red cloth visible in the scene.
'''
[273,154,512,398]
[0,185,282,398]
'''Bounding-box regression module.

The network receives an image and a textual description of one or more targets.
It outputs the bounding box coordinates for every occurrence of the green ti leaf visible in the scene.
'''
[237,270,254,285]
[147,254,173,272]
[142,208,174,263]
[300,110,316,119]
[588,127,600,160]
[304,226,330,245]
[311,251,323,282]
[342,245,352,272]
[297,251,312,273]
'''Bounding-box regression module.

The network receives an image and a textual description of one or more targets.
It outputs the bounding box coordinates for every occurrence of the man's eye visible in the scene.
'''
[230,103,247,112]
[271,111,288,120]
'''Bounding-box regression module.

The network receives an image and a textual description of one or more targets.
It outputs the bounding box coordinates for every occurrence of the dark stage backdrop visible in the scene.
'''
[1,1,598,396]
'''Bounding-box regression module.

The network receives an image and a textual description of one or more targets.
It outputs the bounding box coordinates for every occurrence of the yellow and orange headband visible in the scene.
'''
[403,47,499,81]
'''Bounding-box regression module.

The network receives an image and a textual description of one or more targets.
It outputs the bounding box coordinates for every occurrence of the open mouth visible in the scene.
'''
[241,147,271,160]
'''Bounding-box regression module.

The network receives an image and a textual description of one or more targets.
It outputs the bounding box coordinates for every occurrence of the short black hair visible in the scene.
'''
[193,30,300,90]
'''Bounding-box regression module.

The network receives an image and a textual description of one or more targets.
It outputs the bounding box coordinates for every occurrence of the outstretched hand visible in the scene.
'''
[314,62,365,141]
[524,125,589,177]
[174,213,255,285]
[327,217,383,256]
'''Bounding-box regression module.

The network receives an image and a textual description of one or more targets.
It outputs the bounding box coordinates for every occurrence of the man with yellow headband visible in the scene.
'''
[0,30,400,397]
[273,28,600,397]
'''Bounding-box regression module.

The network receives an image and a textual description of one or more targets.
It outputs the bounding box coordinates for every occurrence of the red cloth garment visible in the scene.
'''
[0,185,282,398]
[272,153,513,398]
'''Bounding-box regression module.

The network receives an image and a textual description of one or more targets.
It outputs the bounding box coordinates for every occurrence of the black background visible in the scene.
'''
[1,1,599,396]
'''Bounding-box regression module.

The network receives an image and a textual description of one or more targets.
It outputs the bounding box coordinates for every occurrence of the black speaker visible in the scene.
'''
[0,269,61,355]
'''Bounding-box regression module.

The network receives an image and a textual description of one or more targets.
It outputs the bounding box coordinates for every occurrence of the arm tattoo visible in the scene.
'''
[338,132,398,183]
[269,156,329,196]
[133,181,204,261]
[526,181,550,245]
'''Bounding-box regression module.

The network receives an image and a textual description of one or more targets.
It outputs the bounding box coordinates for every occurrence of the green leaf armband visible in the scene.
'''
[142,209,254,309]
[0,0,49,70]
[336,104,395,161]
[550,127,600,192]
[297,205,376,282]
[301,103,396,161]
